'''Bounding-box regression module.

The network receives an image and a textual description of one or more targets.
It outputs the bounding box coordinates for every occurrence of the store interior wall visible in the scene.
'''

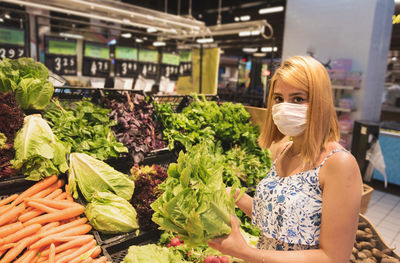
[282,0,394,122]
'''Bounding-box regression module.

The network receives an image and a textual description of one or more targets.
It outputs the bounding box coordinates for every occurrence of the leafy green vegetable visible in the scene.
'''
[68,152,134,202]
[123,244,187,263]
[84,191,139,234]
[11,115,68,181]
[0,57,54,109]
[151,142,243,247]
[44,99,128,160]
[0,132,6,149]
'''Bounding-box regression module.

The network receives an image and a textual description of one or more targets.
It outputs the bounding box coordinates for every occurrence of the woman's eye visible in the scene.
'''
[293,97,305,103]
[274,96,283,103]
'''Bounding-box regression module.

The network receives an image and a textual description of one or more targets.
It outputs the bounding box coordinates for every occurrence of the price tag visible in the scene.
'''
[161,65,179,80]
[45,55,77,76]
[115,60,139,78]
[0,27,27,59]
[82,42,110,77]
[138,62,158,79]
[179,62,192,76]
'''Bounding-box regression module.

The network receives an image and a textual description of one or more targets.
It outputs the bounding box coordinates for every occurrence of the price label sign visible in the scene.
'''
[114,46,139,78]
[0,27,27,59]
[82,42,110,77]
[45,37,77,75]
[179,51,192,76]
[161,52,180,80]
[137,49,159,79]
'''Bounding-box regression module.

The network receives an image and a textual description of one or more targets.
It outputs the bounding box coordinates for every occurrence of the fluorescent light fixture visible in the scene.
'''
[243,47,258,53]
[107,39,117,45]
[0,18,3,23]
[153,41,166,47]
[135,38,143,43]
[253,52,266,57]
[240,15,251,21]
[4,14,10,19]
[259,6,284,14]
[143,37,148,40]
[261,46,278,52]
[147,27,157,33]
[121,33,132,38]
[59,32,84,39]
[196,38,214,43]
[251,30,260,35]
[234,17,240,22]
[239,31,251,37]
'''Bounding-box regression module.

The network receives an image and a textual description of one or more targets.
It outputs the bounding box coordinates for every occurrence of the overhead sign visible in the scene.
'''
[84,43,110,59]
[162,53,180,66]
[115,46,137,60]
[0,26,27,59]
[82,42,110,78]
[138,49,158,63]
[48,40,77,55]
[45,37,77,76]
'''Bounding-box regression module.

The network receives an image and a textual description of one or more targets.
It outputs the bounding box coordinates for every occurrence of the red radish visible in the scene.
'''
[170,237,181,247]
[166,243,171,248]
[218,256,229,263]
[204,255,220,263]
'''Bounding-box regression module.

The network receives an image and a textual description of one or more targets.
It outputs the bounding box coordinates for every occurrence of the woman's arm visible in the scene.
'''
[211,151,362,263]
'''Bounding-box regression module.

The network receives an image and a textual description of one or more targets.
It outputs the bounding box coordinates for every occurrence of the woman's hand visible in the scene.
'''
[207,216,250,259]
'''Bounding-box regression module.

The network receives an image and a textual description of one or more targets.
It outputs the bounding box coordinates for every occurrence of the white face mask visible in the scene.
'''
[272,103,308,137]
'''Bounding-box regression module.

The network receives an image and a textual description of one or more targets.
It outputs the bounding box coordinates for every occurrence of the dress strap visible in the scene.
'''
[273,141,292,164]
[318,148,348,168]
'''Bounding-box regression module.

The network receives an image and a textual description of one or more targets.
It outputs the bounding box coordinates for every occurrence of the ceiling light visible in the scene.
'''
[251,30,260,35]
[240,15,251,21]
[234,17,240,22]
[59,32,84,39]
[239,31,251,37]
[261,46,278,52]
[147,27,157,33]
[243,47,258,53]
[153,41,166,47]
[4,14,10,19]
[253,52,266,57]
[0,18,3,23]
[135,38,143,43]
[196,38,214,43]
[143,37,148,40]
[259,6,284,14]
[121,33,132,38]
[107,39,117,45]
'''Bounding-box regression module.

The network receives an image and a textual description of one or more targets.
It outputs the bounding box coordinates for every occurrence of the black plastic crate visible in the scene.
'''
[102,232,160,262]
[151,94,188,113]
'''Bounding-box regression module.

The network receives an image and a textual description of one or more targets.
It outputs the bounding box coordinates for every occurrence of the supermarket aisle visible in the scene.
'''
[364,189,400,255]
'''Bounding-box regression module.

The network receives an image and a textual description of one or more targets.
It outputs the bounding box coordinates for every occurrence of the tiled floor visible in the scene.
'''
[364,189,400,254]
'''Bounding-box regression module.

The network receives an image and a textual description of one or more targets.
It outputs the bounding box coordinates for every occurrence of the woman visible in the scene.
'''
[208,56,362,263]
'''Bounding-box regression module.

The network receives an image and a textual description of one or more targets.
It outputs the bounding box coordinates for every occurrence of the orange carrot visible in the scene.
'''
[0,194,18,207]
[0,222,23,238]
[26,198,79,210]
[45,189,63,200]
[52,234,93,243]
[89,246,101,259]
[0,236,31,263]
[54,192,67,200]
[13,175,58,205]
[39,218,87,238]
[54,247,78,261]
[81,257,93,263]
[0,243,15,251]
[0,204,11,214]
[27,201,59,213]
[55,239,96,263]
[49,243,55,263]
[31,180,64,199]
[40,235,94,257]
[18,209,45,223]
[0,203,25,227]
[23,205,84,227]
[15,249,38,263]
[92,257,107,263]
[30,224,92,250]
[0,223,41,245]
[40,222,60,233]
[65,185,74,202]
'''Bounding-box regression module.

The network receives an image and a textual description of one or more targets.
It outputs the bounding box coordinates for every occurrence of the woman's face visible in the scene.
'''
[272,79,309,105]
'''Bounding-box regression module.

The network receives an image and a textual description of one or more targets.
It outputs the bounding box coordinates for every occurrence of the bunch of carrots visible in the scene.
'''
[0,175,111,263]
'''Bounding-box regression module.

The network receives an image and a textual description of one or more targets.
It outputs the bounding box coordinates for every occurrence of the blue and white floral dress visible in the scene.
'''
[252,143,346,251]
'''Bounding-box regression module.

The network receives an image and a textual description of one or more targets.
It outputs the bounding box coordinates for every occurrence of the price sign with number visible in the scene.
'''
[82,42,110,77]
[45,37,77,75]
[0,27,27,59]
[179,51,192,76]
[161,52,180,80]
[114,46,139,78]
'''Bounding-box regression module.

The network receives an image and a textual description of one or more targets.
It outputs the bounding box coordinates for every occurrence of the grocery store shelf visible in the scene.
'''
[335,107,356,112]
[332,84,360,90]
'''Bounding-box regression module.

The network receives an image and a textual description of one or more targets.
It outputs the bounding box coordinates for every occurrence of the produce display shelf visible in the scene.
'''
[151,94,188,113]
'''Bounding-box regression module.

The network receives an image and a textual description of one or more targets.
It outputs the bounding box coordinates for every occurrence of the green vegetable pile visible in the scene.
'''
[44,99,128,160]
[123,244,187,263]
[151,142,243,247]
[0,57,54,110]
[11,115,69,181]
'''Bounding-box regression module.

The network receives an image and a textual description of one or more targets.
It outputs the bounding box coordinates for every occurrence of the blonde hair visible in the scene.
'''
[259,55,340,165]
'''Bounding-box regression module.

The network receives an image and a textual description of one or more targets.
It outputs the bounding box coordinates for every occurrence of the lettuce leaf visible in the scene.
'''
[123,244,187,263]
[11,115,68,180]
[151,142,243,247]
[84,191,138,234]
[68,152,134,202]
